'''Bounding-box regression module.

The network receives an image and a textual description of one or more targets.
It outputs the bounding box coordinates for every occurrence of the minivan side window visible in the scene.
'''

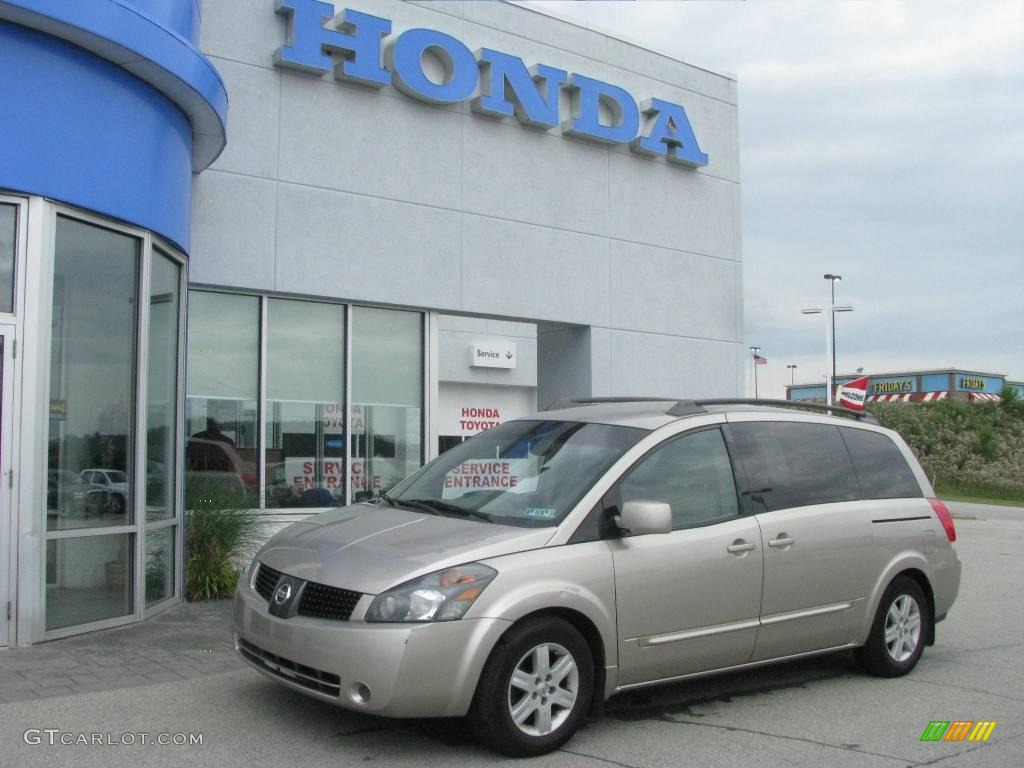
[840,427,923,500]
[729,422,859,512]
[615,428,739,529]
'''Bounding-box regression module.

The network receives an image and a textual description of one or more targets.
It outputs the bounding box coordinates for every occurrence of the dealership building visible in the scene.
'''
[0,0,741,644]
[787,369,1024,404]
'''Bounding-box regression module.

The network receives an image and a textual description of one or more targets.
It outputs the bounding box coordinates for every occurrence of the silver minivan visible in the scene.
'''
[234,398,961,756]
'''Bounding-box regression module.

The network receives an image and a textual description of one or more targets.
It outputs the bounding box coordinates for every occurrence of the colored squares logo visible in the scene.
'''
[920,721,997,742]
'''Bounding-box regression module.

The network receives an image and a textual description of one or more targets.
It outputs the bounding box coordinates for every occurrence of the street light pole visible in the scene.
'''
[824,274,841,380]
[802,301,853,406]
[787,364,797,385]
[749,346,760,399]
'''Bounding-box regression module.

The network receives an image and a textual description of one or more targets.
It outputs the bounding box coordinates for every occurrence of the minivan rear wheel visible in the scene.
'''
[856,576,930,677]
[469,616,594,756]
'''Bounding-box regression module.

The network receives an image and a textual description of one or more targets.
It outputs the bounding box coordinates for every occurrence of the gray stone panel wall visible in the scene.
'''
[193,0,743,398]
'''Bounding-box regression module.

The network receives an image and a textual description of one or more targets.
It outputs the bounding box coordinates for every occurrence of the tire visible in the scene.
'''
[469,616,594,757]
[856,576,930,677]
[110,494,126,516]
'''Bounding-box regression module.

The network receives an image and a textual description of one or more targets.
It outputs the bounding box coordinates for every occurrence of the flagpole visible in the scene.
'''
[749,346,760,399]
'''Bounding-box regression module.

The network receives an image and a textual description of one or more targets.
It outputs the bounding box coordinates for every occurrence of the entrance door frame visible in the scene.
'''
[0,324,15,647]
[0,192,28,647]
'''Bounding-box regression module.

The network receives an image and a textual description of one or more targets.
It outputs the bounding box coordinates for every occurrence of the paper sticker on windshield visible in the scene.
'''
[525,507,558,519]
[444,461,518,489]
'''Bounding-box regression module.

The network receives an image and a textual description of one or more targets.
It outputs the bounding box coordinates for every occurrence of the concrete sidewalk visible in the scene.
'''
[0,600,244,703]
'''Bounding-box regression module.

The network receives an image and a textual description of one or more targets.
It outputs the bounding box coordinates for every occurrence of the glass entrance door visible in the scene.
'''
[1,329,12,647]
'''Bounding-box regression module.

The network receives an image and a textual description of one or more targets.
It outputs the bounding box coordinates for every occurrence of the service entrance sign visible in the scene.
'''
[471,340,516,369]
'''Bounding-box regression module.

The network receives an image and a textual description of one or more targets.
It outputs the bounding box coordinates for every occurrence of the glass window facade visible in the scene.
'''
[146,251,181,521]
[185,292,260,510]
[265,299,346,508]
[185,293,426,509]
[144,251,182,609]
[351,307,423,501]
[41,213,186,635]
[46,217,139,536]
[0,203,14,314]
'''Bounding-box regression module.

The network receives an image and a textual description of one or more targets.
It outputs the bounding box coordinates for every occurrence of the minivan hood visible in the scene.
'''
[256,503,555,595]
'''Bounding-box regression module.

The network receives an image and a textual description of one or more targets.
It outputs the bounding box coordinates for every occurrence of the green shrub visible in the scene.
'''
[184,478,262,601]
[870,399,1024,503]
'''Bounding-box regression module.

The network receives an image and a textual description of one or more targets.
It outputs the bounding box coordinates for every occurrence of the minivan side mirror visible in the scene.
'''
[617,500,673,535]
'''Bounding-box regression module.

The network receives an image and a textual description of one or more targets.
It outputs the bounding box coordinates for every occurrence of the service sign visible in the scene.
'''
[274,1,709,167]
[471,340,516,369]
[441,459,539,500]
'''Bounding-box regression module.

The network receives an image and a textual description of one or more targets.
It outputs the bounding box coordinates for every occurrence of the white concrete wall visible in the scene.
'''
[194,0,744,399]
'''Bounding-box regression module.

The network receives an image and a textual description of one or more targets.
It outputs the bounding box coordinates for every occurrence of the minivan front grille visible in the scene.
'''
[298,581,362,621]
[253,563,281,601]
[254,562,361,621]
[237,638,341,697]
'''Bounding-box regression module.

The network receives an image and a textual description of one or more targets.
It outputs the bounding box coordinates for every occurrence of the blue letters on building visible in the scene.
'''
[274,0,708,168]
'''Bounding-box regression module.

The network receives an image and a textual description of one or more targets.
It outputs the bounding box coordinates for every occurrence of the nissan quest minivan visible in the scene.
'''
[233,398,961,756]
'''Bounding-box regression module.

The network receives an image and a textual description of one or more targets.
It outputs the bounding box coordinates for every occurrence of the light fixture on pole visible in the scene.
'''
[802,305,853,405]
[786,364,798,385]
[824,274,844,379]
[749,346,761,399]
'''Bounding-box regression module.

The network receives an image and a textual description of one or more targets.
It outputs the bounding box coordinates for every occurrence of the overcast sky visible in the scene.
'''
[524,0,1023,397]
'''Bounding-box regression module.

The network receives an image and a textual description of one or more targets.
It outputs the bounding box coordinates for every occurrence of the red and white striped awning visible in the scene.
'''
[969,392,1001,403]
[865,392,948,403]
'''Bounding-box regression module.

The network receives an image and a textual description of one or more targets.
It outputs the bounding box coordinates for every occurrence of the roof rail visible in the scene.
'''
[544,396,877,423]
[545,396,677,410]
[679,398,878,424]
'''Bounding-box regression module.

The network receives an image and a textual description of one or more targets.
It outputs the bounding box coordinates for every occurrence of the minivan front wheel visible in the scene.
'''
[857,576,930,677]
[469,616,594,756]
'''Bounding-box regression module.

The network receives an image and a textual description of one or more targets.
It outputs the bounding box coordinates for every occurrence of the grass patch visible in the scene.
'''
[938,493,1024,508]
[934,478,1024,507]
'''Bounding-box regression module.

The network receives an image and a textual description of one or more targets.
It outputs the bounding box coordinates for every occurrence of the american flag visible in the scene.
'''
[753,354,768,365]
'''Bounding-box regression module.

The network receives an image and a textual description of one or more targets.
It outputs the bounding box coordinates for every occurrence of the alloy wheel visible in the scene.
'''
[507,642,579,736]
[884,594,922,662]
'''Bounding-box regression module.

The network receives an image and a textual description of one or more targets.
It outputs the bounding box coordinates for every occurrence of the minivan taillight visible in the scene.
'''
[928,498,956,542]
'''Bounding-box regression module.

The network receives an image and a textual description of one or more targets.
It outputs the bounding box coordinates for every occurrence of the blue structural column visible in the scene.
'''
[0,0,227,252]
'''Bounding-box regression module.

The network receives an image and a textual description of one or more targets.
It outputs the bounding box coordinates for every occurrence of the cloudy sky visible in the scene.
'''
[524,0,1023,398]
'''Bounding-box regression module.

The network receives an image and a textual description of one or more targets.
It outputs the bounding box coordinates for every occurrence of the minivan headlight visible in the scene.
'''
[365,563,497,623]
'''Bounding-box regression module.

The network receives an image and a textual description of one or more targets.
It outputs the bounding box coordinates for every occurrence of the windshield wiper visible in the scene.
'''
[398,499,494,523]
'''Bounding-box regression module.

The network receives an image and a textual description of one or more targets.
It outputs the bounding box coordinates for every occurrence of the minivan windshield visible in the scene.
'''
[387,420,644,527]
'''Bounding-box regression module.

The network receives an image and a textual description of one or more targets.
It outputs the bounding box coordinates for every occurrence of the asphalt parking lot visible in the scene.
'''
[1,501,1021,768]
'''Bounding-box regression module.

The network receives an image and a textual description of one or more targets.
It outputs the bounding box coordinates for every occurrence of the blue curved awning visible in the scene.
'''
[0,0,227,169]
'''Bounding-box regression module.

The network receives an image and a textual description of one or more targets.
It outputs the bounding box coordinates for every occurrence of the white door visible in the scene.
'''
[0,328,13,647]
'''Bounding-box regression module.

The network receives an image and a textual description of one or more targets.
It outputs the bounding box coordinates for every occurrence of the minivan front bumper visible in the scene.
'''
[233,581,510,718]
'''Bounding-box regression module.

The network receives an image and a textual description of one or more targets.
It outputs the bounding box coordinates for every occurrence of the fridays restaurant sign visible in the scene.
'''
[274,0,709,167]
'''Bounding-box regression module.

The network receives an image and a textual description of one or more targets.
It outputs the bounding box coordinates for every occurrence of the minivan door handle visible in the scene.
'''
[726,539,756,555]
[768,534,795,549]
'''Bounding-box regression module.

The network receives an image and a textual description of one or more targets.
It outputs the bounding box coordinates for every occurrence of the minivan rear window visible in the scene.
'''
[839,428,923,500]
[729,422,860,512]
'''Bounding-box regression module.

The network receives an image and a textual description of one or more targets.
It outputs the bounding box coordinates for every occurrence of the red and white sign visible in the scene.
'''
[441,458,538,499]
[319,403,367,433]
[838,376,870,412]
[457,406,503,434]
[284,458,385,492]
[438,384,537,438]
